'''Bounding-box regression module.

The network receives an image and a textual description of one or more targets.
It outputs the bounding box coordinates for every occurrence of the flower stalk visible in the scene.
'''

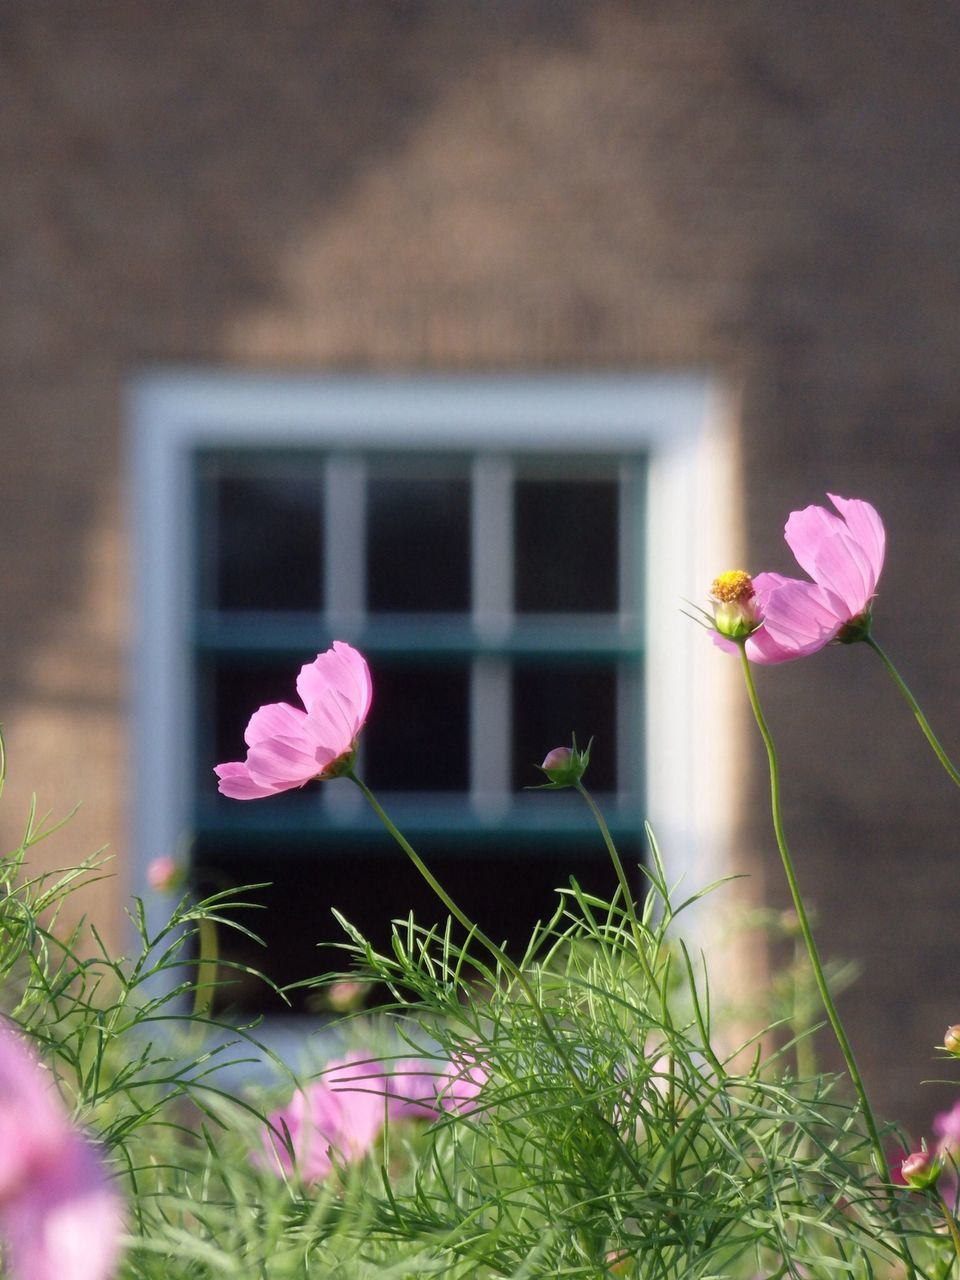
[736,641,918,1276]
[864,635,960,789]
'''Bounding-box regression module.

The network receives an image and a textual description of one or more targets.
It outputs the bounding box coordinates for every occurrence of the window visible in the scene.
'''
[130,375,735,1017]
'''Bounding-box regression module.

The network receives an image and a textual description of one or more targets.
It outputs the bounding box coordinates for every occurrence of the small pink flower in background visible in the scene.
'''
[146,855,181,894]
[215,642,372,800]
[324,979,370,1014]
[713,494,885,664]
[0,1025,123,1280]
[263,1054,390,1183]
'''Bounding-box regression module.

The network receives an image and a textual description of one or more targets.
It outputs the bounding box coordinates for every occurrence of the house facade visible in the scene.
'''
[2,0,958,1131]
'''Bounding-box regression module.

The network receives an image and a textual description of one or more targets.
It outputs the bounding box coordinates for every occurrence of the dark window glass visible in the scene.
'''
[514,478,618,613]
[206,469,323,612]
[194,836,632,1015]
[364,663,470,791]
[512,663,618,791]
[367,476,470,612]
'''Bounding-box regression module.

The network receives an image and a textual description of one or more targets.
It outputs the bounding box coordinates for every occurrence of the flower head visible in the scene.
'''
[709,569,762,640]
[901,1146,942,1191]
[215,642,372,799]
[0,1025,123,1280]
[713,494,885,664]
[533,735,592,789]
[943,1026,960,1057]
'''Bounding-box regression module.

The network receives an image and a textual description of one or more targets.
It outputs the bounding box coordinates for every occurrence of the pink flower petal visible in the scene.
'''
[827,494,885,589]
[245,736,334,786]
[783,503,849,583]
[243,701,309,750]
[214,762,286,800]
[758,578,846,655]
[807,531,875,616]
[296,644,373,731]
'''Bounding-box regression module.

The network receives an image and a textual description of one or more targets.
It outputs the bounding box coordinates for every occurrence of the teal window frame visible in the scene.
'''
[129,372,735,1030]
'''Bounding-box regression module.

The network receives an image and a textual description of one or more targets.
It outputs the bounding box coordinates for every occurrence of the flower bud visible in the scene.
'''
[535,736,592,788]
[709,570,762,640]
[943,1025,960,1056]
[147,855,183,894]
[901,1148,942,1191]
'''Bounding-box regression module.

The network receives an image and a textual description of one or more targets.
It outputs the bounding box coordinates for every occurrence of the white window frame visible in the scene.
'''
[128,372,740,956]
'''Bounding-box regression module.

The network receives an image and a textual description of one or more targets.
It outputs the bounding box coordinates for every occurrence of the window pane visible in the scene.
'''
[364,662,470,791]
[367,476,470,612]
[512,663,618,791]
[514,478,619,613]
[205,466,323,612]
[194,835,634,1016]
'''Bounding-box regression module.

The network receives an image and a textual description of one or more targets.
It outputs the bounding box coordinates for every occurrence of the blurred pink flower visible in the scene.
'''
[934,1100,960,1155]
[215,642,372,799]
[0,1025,123,1280]
[435,1053,488,1114]
[714,494,885,665]
[263,1051,491,1180]
[146,855,181,893]
[262,1054,390,1183]
[385,1059,446,1120]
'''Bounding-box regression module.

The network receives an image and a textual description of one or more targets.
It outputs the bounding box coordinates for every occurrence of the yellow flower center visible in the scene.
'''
[710,569,755,603]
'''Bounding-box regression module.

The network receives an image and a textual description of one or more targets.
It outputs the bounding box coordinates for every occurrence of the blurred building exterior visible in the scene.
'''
[1,1,958,1131]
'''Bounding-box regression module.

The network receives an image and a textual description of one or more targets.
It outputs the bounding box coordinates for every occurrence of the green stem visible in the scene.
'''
[347,770,650,1181]
[575,779,681,1202]
[347,774,583,1084]
[191,916,218,1020]
[737,645,917,1274]
[866,636,960,788]
[574,780,656,988]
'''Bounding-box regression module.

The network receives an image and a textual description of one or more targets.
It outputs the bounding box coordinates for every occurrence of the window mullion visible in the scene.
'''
[324,453,366,820]
[324,454,367,629]
[470,455,513,814]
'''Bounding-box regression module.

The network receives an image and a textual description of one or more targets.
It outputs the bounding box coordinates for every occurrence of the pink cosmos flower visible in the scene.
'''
[215,642,372,799]
[262,1054,391,1183]
[714,494,885,664]
[0,1025,123,1280]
